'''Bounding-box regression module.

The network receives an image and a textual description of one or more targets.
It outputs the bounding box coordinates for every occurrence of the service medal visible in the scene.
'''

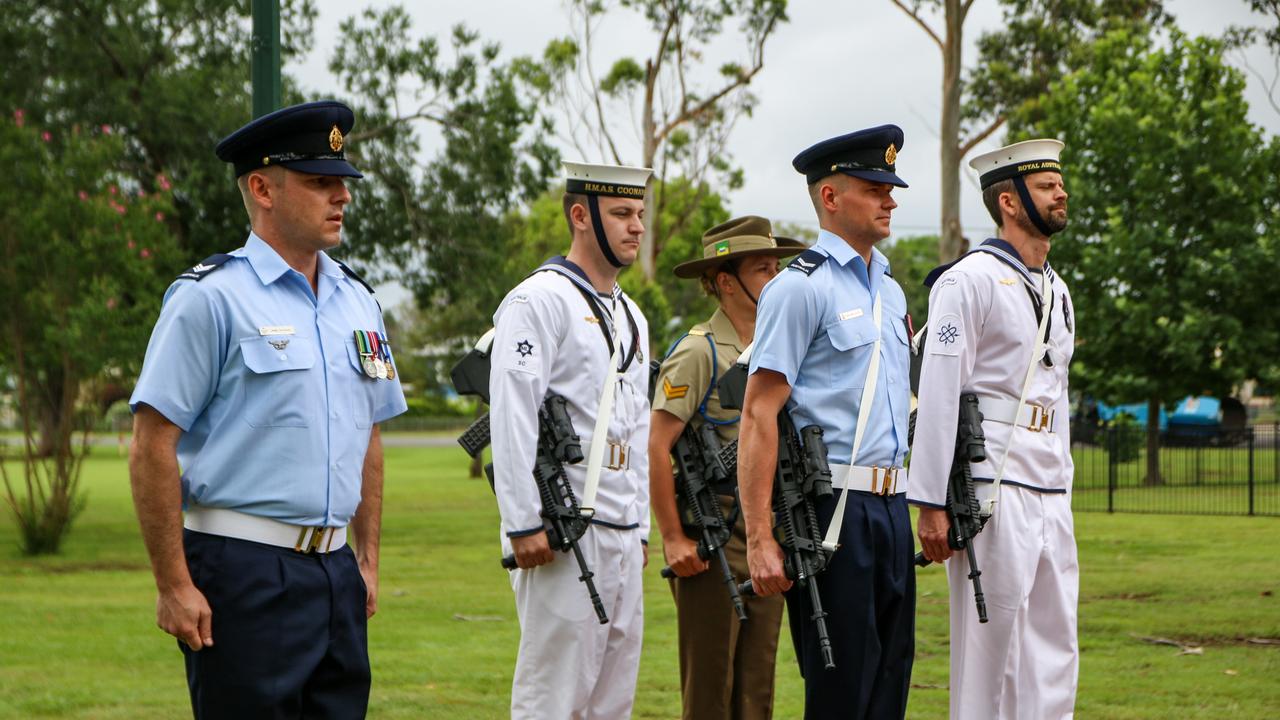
[378,331,397,380]
[362,356,378,378]
[374,358,388,379]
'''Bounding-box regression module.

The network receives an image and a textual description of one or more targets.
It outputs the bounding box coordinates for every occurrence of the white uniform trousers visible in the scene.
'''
[506,525,644,720]
[947,485,1079,720]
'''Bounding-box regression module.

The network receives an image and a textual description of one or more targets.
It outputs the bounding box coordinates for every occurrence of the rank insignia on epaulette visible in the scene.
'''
[663,377,689,400]
[999,278,1017,286]
[176,253,233,281]
[787,249,828,276]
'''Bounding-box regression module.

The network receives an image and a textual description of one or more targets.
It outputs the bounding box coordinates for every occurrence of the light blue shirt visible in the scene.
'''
[130,233,408,526]
[749,229,912,466]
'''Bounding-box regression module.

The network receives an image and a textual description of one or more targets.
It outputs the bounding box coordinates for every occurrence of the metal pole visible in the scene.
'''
[1247,428,1255,517]
[251,0,282,118]
[1107,428,1116,514]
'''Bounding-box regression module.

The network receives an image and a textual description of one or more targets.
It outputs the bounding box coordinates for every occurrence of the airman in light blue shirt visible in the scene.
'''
[129,99,405,717]
[738,125,917,720]
[749,228,912,467]
[130,231,407,526]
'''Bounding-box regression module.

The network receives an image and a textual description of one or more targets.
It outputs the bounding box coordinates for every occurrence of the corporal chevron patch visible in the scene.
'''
[663,377,690,400]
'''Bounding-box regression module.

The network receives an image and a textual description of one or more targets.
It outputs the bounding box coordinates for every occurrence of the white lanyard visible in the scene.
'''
[984,272,1052,517]
[580,306,623,516]
[822,292,882,552]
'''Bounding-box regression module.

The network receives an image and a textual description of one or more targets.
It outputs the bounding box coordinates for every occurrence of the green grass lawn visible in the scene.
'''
[1,446,1278,718]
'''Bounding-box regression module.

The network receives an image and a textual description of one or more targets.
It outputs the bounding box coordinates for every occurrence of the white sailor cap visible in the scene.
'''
[563,161,653,199]
[969,139,1064,189]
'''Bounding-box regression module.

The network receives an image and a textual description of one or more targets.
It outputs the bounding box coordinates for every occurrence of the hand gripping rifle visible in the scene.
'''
[647,360,748,621]
[912,392,989,624]
[452,330,608,624]
[658,421,749,621]
[719,357,838,669]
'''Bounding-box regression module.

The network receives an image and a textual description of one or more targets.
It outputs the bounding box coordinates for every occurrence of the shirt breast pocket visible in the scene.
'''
[824,316,878,390]
[238,336,318,428]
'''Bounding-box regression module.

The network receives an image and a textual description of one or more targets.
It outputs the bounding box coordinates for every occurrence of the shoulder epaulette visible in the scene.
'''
[786,249,829,276]
[923,259,959,289]
[335,260,375,294]
[176,253,234,281]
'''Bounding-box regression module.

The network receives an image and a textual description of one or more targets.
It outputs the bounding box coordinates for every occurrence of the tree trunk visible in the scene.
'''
[938,0,965,263]
[1143,396,1164,486]
[639,108,660,282]
[640,182,658,282]
[34,371,71,460]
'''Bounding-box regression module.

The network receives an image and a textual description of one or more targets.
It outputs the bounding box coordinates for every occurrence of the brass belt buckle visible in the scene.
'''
[295,526,330,554]
[606,441,630,471]
[1026,404,1052,433]
[872,467,896,496]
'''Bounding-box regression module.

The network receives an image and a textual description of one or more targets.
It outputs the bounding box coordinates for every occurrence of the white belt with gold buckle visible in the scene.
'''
[184,507,347,554]
[977,397,1059,434]
[828,464,907,496]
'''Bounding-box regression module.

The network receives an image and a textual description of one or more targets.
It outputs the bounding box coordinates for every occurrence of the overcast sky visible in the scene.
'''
[289,1,1279,300]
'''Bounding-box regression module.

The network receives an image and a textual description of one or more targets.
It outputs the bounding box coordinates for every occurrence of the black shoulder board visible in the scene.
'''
[176,253,234,281]
[786,249,829,276]
[336,260,375,294]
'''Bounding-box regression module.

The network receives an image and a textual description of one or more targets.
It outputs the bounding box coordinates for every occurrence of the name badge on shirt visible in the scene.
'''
[838,308,864,321]
[259,325,296,336]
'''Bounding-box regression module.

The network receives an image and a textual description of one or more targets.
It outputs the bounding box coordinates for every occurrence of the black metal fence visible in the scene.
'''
[1071,423,1279,517]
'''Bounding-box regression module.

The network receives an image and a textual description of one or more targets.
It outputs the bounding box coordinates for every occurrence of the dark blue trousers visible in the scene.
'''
[784,492,915,720]
[180,529,370,720]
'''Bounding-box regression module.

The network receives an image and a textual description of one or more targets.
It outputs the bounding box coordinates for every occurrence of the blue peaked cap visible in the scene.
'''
[792,124,907,188]
[215,100,363,179]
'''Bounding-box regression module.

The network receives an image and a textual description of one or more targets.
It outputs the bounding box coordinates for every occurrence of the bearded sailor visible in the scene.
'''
[909,138,1079,719]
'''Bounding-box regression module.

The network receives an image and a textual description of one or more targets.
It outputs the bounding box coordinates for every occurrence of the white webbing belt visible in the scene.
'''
[184,506,347,553]
[977,396,1060,434]
[985,273,1052,517]
[580,345,621,517]
[822,293,888,552]
[827,463,906,496]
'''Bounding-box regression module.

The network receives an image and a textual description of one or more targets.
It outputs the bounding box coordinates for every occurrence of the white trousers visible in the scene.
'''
[947,485,1079,720]
[504,525,644,720]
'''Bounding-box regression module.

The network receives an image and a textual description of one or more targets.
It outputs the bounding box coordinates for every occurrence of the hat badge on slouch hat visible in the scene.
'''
[215,100,363,178]
[672,215,806,279]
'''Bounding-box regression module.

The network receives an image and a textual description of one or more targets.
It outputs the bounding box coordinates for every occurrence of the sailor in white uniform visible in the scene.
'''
[489,161,653,719]
[909,139,1079,719]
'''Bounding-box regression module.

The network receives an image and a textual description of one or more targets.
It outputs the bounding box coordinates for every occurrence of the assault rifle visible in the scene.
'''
[657,420,748,622]
[452,331,608,624]
[719,357,838,669]
[912,392,989,623]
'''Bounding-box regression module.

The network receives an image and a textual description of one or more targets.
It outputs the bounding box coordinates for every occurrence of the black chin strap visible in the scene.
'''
[587,195,625,268]
[1012,175,1059,238]
[729,270,759,306]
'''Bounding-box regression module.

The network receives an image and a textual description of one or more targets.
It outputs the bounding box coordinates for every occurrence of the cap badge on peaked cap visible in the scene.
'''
[885,144,897,165]
[329,125,344,152]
